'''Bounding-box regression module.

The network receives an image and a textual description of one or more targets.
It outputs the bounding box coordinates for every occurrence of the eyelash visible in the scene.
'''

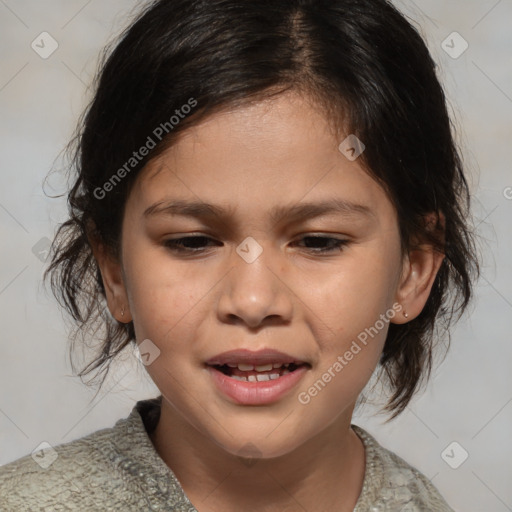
[163,235,349,254]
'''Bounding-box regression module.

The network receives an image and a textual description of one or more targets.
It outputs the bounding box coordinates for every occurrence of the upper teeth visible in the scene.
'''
[229,363,291,371]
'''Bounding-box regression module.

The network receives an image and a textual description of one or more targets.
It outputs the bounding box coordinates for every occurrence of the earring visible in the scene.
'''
[403,311,409,319]
[121,307,125,318]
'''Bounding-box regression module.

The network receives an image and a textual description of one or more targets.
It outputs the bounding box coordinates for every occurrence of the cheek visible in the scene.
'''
[295,247,400,408]
[296,295,391,426]
[123,247,212,342]
[302,254,400,339]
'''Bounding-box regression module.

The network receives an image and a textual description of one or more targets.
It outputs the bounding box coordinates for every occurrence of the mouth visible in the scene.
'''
[205,349,311,405]
[208,361,308,382]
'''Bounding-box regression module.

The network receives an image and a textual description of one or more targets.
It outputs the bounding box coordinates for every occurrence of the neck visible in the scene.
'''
[150,400,366,512]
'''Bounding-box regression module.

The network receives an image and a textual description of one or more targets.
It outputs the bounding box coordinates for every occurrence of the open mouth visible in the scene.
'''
[209,362,308,382]
[205,351,311,404]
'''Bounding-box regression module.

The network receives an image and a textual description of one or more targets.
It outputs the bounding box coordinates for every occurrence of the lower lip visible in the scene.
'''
[207,366,309,405]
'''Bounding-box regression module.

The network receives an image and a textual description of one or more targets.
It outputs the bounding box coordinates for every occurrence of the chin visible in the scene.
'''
[208,423,309,461]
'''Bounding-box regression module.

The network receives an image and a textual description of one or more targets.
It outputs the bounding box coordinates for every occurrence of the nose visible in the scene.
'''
[216,248,293,329]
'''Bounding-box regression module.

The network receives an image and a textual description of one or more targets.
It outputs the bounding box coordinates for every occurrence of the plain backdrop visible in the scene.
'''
[0,1,511,511]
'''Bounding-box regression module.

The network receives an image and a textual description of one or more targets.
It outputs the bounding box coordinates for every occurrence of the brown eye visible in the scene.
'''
[164,236,221,253]
[293,236,349,253]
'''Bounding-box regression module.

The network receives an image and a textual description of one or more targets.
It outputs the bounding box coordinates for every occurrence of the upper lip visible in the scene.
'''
[205,349,308,367]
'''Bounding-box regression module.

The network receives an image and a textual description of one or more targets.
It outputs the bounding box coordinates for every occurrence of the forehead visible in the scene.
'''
[127,91,395,224]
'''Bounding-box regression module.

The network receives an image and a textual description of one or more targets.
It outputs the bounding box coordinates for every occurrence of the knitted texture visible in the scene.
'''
[0,397,453,511]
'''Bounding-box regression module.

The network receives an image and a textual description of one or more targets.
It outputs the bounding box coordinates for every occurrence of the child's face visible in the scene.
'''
[118,91,406,457]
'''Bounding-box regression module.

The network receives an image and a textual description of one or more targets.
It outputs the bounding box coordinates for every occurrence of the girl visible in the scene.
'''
[0,0,478,510]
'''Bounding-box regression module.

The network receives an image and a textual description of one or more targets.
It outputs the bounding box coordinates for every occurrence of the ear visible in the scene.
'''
[89,233,132,324]
[392,214,445,324]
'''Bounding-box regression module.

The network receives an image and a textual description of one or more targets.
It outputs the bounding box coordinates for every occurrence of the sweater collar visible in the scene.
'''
[124,396,380,510]
[115,395,197,510]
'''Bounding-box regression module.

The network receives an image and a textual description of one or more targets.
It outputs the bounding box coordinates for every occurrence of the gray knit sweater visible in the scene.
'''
[0,396,453,511]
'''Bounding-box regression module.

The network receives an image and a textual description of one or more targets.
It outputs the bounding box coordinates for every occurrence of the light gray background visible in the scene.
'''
[0,1,511,511]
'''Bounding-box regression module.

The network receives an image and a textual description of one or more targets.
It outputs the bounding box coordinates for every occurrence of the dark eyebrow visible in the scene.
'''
[143,198,374,222]
[143,200,233,219]
[268,198,374,224]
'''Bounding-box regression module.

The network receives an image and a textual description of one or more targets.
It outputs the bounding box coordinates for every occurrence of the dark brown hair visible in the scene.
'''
[45,0,479,417]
